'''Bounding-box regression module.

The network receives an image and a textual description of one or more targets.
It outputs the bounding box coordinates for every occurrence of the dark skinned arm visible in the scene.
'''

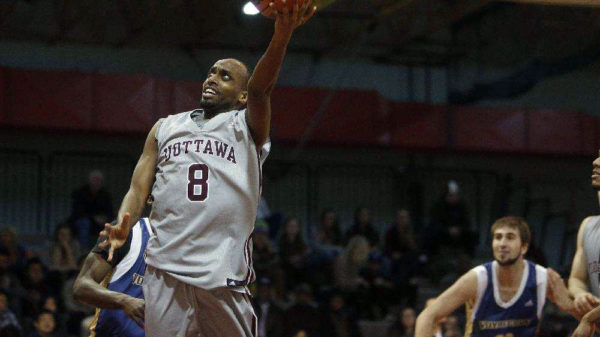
[72,252,145,327]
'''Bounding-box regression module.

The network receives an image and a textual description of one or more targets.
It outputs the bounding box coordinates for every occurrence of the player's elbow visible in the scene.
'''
[72,278,88,303]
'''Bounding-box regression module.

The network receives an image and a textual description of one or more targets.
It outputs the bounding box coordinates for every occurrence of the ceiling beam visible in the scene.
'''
[500,0,600,7]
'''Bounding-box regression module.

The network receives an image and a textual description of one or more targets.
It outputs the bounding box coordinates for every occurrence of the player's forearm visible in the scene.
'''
[582,305,600,324]
[73,277,132,310]
[569,278,590,297]
[248,30,291,97]
[116,188,146,227]
[415,312,435,337]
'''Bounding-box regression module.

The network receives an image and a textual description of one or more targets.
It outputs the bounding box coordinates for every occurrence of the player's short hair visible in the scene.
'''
[490,216,531,245]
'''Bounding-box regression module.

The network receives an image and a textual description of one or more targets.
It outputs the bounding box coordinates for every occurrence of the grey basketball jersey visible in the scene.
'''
[583,216,600,297]
[145,109,270,292]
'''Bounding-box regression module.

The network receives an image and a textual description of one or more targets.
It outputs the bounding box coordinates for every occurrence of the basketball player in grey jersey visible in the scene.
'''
[98,2,317,336]
[570,151,600,336]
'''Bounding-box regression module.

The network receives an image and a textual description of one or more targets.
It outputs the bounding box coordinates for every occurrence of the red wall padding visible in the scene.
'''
[453,106,527,152]
[0,66,598,156]
[9,69,93,130]
[94,73,157,133]
[389,102,447,149]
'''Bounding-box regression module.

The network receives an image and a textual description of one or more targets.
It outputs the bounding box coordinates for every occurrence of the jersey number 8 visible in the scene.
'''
[188,164,209,201]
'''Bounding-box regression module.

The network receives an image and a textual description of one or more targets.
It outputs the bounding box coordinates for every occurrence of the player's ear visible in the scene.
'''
[521,242,529,256]
[238,90,248,107]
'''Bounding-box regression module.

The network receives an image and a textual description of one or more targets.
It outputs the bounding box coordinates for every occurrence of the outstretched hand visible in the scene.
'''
[272,0,316,35]
[98,213,132,263]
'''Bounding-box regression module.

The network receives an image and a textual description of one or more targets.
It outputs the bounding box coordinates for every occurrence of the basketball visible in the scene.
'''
[252,0,307,19]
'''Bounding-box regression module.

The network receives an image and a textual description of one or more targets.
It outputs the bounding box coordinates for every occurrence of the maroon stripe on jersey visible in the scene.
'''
[243,293,258,337]
[243,236,253,285]
[257,150,263,196]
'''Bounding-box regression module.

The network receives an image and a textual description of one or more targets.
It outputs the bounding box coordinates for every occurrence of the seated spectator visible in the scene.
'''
[0,227,32,273]
[253,277,284,337]
[283,284,321,337]
[360,252,394,319]
[61,256,93,337]
[69,170,114,249]
[49,224,80,273]
[27,310,65,337]
[314,209,342,247]
[427,181,477,257]
[442,316,461,337]
[386,307,416,337]
[384,209,417,259]
[386,210,420,307]
[321,292,360,337]
[345,208,379,248]
[0,247,22,316]
[334,236,370,292]
[20,258,52,321]
[279,218,309,290]
[0,289,20,333]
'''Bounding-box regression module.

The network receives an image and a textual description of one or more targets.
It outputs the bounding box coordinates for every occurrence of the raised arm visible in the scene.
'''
[72,252,144,326]
[415,270,478,337]
[569,217,600,316]
[99,120,160,261]
[246,0,316,148]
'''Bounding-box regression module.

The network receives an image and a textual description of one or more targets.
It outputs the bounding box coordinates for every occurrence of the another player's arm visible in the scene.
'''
[415,270,478,337]
[546,268,581,320]
[99,120,160,261]
[569,217,600,315]
[572,305,600,337]
[72,252,144,326]
[246,0,316,148]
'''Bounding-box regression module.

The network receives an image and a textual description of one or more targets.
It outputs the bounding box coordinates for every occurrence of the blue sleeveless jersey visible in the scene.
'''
[93,219,150,337]
[465,260,547,337]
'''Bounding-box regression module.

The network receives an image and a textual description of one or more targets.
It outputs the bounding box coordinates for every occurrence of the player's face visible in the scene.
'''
[200,59,248,112]
[592,151,600,189]
[492,226,527,266]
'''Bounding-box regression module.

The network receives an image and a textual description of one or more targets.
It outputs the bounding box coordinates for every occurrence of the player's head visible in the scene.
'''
[490,216,530,266]
[592,150,600,190]
[200,58,251,113]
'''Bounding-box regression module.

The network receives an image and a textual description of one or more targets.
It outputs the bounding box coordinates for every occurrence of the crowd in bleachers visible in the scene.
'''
[0,175,574,337]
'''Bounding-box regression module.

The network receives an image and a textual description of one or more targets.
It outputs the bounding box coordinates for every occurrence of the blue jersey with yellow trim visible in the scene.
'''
[93,218,150,337]
[465,260,547,337]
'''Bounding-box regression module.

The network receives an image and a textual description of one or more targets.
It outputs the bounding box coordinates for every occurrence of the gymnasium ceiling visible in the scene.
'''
[0,0,599,67]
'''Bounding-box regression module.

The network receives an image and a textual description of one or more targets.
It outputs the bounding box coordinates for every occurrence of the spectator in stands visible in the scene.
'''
[0,247,22,315]
[442,316,461,337]
[0,227,32,272]
[385,209,420,307]
[0,289,20,333]
[321,292,360,337]
[314,209,343,247]
[283,284,321,337]
[334,236,370,292]
[27,309,64,337]
[70,170,114,249]
[279,218,309,290]
[254,220,281,283]
[253,277,284,337]
[359,251,395,319]
[428,181,476,257]
[20,258,51,321]
[345,208,379,247]
[61,256,93,337]
[49,224,80,273]
[387,307,416,337]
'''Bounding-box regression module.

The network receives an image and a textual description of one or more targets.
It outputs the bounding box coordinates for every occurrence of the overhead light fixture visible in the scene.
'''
[243,2,260,15]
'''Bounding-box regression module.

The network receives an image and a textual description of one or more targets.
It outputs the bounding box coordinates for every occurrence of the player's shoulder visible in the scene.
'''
[580,215,600,231]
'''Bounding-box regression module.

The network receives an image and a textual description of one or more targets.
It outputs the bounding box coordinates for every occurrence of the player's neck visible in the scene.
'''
[496,258,525,286]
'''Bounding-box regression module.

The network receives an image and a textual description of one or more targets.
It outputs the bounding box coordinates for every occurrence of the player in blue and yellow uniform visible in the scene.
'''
[73,218,150,337]
[415,216,577,337]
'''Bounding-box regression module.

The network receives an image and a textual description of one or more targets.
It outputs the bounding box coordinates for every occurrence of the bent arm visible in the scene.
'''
[415,270,478,337]
[72,252,132,309]
[115,120,161,228]
[569,217,591,297]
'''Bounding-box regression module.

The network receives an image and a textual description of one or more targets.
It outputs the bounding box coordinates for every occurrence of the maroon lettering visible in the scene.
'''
[203,140,214,155]
[173,142,181,156]
[227,146,237,163]
[214,141,229,158]
[182,140,193,153]
[194,139,204,152]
